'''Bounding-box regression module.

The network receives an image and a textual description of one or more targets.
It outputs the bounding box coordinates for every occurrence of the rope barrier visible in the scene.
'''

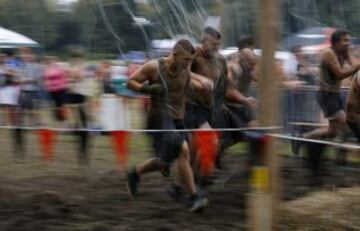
[269,133,360,150]
[0,125,281,133]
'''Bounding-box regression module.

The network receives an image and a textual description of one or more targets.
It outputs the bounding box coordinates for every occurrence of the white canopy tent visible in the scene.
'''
[0,27,39,48]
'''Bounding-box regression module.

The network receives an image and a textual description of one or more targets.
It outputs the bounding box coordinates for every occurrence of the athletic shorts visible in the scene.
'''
[19,90,38,110]
[219,106,247,147]
[65,92,86,104]
[226,105,255,125]
[147,115,188,164]
[317,91,343,118]
[184,102,212,129]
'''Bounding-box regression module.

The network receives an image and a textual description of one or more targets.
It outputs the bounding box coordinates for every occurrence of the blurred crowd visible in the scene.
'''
[1,42,358,130]
[0,47,129,128]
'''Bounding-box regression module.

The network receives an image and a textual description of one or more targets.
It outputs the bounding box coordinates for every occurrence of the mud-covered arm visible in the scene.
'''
[127,60,159,92]
[323,49,360,80]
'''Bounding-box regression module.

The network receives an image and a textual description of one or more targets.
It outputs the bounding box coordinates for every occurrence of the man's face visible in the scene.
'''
[202,36,221,56]
[241,56,257,72]
[336,34,351,52]
[174,50,194,69]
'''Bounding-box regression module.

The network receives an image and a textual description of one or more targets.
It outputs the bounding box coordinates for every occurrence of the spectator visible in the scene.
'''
[3,50,22,68]
[96,59,115,94]
[18,51,42,125]
[0,68,20,125]
[43,56,68,123]
[66,49,89,128]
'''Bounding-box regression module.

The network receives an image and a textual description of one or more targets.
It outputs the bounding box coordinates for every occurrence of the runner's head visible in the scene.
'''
[239,48,257,72]
[201,27,222,56]
[172,39,196,69]
[237,36,255,51]
[331,29,351,53]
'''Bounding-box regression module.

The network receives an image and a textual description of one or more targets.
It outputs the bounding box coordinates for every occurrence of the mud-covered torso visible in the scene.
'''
[148,58,190,120]
[319,49,346,92]
[188,47,227,109]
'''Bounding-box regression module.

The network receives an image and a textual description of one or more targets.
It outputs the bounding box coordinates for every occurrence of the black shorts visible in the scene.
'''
[50,90,66,108]
[219,106,247,147]
[227,105,255,125]
[19,91,39,110]
[317,91,343,118]
[184,103,212,129]
[147,116,187,164]
[65,92,86,104]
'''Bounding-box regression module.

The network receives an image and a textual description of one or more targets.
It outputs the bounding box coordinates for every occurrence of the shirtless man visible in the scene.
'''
[126,39,210,212]
[304,29,360,140]
[214,48,258,169]
[185,27,252,130]
[184,27,252,182]
[226,48,258,128]
[346,71,360,142]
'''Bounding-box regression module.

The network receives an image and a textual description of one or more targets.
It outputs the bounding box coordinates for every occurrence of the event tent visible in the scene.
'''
[0,27,39,48]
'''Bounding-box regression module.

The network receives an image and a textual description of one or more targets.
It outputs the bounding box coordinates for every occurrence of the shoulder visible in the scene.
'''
[131,59,161,81]
[193,47,204,61]
[232,62,242,75]
[141,59,160,73]
[215,53,227,69]
[321,48,336,60]
[216,53,226,62]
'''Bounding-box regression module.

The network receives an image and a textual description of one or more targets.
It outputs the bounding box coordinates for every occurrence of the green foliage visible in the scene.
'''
[74,0,148,54]
[0,0,58,48]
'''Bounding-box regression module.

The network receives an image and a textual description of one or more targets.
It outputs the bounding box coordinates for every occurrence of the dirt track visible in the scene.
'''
[0,130,359,230]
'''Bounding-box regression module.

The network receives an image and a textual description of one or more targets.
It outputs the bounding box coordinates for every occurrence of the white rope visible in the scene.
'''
[0,125,281,133]
[269,133,360,150]
[3,125,360,149]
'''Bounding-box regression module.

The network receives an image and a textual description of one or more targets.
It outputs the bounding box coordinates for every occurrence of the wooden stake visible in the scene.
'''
[247,0,281,230]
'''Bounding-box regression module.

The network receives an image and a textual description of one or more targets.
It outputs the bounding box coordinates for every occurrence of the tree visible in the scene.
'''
[74,0,147,55]
[0,0,59,48]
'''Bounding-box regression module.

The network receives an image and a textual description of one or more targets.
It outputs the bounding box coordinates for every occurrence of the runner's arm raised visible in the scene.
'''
[324,49,360,80]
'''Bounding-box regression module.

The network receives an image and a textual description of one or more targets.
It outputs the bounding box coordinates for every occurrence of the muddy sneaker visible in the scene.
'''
[166,183,184,201]
[189,195,209,213]
[126,167,139,198]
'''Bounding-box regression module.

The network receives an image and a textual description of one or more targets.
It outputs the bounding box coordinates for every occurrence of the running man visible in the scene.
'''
[185,27,253,180]
[304,29,360,140]
[346,70,360,142]
[185,27,227,130]
[226,48,258,128]
[185,27,252,131]
[126,39,210,212]
[213,48,258,169]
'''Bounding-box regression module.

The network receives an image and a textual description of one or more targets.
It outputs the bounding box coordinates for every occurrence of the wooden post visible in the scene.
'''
[213,0,225,34]
[247,0,280,230]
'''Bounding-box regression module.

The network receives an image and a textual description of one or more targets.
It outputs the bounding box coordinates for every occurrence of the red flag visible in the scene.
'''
[37,129,56,161]
[110,131,130,168]
[192,130,220,176]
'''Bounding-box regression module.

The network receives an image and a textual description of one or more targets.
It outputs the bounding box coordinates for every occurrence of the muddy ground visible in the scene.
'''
[0,131,359,231]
